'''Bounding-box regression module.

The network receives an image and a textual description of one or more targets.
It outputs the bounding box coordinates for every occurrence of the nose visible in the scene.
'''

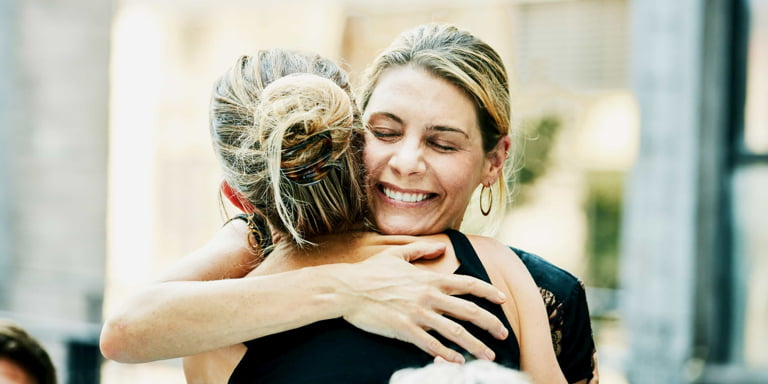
[388,138,426,176]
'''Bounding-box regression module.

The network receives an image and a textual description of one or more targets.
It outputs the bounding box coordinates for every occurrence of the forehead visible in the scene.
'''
[365,66,478,131]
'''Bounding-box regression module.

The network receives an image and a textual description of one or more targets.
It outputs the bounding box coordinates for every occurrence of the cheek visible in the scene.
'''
[362,147,380,194]
[447,180,478,206]
[362,147,375,174]
[439,159,485,201]
[362,139,385,173]
[438,154,484,182]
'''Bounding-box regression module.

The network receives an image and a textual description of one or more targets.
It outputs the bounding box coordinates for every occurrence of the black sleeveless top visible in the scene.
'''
[227,229,520,384]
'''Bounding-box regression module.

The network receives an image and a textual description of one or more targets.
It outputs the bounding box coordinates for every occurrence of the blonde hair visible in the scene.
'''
[210,50,367,247]
[358,23,514,234]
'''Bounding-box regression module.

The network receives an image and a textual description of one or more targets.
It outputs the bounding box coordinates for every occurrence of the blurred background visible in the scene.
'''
[0,0,766,383]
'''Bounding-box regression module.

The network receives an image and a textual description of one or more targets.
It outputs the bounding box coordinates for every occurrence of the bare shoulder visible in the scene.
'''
[465,235,527,275]
[465,234,541,306]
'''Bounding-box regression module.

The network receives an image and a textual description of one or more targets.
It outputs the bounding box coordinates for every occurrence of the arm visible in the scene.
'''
[473,238,567,384]
[515,248,597,383]
[100,221,510,364]
[100,220,351,362]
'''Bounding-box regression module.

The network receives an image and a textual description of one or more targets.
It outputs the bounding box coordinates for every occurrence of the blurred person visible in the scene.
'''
[0,320,56,384]
[389,359,532,384]
[102,23,595,383]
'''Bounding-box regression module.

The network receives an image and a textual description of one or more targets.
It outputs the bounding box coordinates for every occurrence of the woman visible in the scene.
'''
[100,24,595,383]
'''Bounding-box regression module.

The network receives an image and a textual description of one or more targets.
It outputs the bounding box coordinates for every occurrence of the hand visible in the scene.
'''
[336,241,509,364]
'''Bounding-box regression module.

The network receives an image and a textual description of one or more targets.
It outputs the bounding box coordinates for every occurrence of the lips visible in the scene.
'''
[379,185,435,203]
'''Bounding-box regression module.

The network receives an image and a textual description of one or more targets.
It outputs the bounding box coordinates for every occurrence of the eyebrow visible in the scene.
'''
[427,125,469,139]
[369,112,470,139]
[368,111,403,125]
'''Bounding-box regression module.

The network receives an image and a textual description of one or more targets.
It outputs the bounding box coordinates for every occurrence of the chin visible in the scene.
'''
[376,223,416,236]
[376,219,439,236]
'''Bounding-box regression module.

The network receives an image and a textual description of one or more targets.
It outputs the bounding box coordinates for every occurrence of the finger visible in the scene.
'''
[439,275,507,304]
[396,324,466,364]
[434,295,509,340]
[420,312,496,362]
[387,241,446,262]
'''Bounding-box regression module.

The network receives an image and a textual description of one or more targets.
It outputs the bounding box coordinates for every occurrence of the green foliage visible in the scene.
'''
[509,115,561,206]
[505,114,623,289]
[584,171,623,288]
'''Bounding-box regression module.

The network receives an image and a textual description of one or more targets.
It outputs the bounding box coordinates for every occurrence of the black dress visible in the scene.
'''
[227,229,520,384]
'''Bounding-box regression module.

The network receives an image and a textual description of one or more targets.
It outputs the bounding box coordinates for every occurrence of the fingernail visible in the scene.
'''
[496,292,506,302]
[484,349,495,361]
[498,327,508,339]
[454,354,466,364]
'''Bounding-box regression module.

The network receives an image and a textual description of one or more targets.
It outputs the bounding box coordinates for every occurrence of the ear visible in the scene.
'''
[482,136,511,186]
[220,180,256,214]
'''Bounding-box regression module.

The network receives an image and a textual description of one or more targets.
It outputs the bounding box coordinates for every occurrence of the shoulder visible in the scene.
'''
[509,246,585,303]
[466,236,528,277]
[510,247,596,382]
[463,236,547,311]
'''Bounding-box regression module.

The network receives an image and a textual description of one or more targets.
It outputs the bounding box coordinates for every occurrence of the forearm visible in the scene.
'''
[477,238,566,384]
[514,271,567,384]
[100,266,345,363]
[100,237,511,365]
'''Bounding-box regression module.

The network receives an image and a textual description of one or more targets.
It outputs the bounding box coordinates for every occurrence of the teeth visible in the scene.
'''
[383,187,429,203]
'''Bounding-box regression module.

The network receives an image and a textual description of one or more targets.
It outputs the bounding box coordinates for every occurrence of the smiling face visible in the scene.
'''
[363,66,504,235]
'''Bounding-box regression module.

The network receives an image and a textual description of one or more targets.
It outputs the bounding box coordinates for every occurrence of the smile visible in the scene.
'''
[381,186,433,203]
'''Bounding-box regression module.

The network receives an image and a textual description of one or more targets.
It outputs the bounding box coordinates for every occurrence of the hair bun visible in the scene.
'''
[255,73,355,185]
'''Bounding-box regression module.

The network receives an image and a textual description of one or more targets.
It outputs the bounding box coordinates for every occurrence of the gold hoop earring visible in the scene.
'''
[480,184,493,216]
[243,213,271,252]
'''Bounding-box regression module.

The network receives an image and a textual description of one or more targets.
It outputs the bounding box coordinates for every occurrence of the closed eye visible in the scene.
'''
[367,125,401,141]
[372,131,399,139]
[428,140,458,152]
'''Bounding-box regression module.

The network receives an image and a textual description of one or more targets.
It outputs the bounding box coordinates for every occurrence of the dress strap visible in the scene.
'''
[444,229,492,283]
[443,229,521,362]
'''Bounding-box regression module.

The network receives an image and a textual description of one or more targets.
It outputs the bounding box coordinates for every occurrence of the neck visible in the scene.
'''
[258,230,372,273]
